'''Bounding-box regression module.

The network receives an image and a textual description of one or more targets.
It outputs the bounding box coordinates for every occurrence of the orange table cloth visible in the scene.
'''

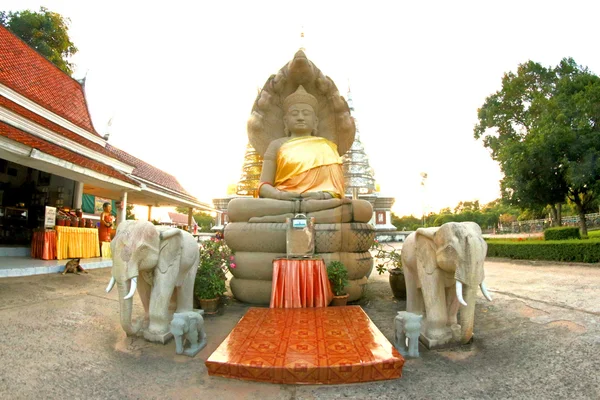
[55,226,100,260]
[31,230,57,260]
[270,257,333,308]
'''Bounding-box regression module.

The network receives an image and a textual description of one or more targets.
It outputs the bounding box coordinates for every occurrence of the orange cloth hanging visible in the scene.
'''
[270,258,333,308]
[31,230,57,260]
[55,226,101,259]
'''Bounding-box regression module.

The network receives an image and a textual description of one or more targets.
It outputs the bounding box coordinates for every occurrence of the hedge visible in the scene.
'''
[544,227,581,241]
[486,240,600,263]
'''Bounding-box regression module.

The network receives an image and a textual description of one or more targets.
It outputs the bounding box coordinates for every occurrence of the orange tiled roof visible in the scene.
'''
[0,26,202,204]
[105,144,192,196]
[167,212,197,225]
[0,96,117,159]
[0,25,99,135]
[0,121,136,185]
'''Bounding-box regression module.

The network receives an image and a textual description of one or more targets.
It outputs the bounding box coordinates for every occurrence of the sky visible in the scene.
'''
[4,0,600,217]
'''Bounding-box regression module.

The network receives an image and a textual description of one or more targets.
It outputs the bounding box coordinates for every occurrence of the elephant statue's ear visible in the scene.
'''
[415,227,439,275]
[158,229,183,274]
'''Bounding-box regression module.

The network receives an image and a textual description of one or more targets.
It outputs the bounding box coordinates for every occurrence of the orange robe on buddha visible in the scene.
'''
[268,136,345,198]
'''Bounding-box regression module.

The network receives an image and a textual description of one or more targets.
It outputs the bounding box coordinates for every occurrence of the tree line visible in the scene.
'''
[391,198,598,233]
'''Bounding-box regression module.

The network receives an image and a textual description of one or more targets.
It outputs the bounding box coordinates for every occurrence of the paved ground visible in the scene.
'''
[0,259,598,400]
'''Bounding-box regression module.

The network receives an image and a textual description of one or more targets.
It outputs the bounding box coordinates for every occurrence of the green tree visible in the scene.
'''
[126,204,136,220]
[475,58,600,236]
[390,214,421,231]
[194,212,214,232]
[175,207,214,232]
[0,7,78,75]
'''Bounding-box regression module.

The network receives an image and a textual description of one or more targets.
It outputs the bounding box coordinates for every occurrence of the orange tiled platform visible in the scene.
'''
[205,306,404,384]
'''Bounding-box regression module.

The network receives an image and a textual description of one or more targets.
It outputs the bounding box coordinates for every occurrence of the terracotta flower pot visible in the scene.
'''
[388,268,406,300]
[199,297,219,314]
[330,293,349,306]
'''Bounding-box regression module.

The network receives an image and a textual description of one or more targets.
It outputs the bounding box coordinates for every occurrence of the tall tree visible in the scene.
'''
[0,7,78,75]
[475,58,600,236]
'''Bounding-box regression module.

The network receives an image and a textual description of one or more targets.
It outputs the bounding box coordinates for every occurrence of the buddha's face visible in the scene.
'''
[284,103,317,136]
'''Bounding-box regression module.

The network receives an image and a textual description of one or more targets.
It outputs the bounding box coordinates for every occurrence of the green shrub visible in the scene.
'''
[327,261,349,296]
[487,240,600,263]
[588,230,600,239]
[544,227,581,241]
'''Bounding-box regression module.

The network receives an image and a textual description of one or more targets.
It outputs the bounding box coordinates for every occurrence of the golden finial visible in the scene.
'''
[300,25,306,51]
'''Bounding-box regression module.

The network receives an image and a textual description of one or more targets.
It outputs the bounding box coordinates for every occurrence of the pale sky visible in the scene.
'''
[4,0,600,217]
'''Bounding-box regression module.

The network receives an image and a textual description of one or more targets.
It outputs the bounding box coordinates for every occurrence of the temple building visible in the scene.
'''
[0,25,212,258]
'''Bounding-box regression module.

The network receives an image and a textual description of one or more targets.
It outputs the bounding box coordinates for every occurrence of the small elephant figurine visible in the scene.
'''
[394,311,422,358]
[169,310,207,357]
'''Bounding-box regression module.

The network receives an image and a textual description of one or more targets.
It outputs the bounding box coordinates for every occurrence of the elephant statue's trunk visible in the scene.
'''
[116,279,136,336]
[174,334,184,354]
[458,283,477,344]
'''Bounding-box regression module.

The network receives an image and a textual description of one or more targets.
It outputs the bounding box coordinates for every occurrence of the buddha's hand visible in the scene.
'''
[301,191,332,200]
[278,191,302,200]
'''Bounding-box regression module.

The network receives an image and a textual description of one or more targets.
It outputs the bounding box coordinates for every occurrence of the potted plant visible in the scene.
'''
[327,261,349,306]
[372,240,405,300]
[194,237,235,314]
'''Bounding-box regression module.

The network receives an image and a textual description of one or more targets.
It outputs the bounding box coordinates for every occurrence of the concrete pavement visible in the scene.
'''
[0,259,598,399]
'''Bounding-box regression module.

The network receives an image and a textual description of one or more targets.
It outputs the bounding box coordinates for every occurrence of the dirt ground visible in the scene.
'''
[0,259,599,400]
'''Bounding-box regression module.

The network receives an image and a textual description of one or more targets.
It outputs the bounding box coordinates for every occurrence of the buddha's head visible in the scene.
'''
[283,85,318,137]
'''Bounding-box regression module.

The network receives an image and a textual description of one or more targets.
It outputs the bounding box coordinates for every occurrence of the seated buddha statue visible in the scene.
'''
[225,51,375,305]
[227,85,372,224]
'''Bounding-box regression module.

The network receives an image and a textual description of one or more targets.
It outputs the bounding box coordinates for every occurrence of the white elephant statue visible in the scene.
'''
[105,220,200,343]
[401,222,492,349]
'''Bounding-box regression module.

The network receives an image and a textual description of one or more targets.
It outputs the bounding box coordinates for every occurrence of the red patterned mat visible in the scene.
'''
[205,306,404,384]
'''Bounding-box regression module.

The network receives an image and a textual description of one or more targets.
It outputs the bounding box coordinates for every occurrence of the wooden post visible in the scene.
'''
[147,205,152,221]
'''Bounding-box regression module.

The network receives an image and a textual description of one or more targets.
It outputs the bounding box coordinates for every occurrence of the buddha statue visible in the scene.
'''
[227,85,373,224]
[225,51,375,304]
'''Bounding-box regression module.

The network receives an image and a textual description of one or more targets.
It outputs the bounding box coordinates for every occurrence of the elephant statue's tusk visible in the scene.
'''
[106,276,116,293]
[124,277,137,300]
[480,281,493,302]
[456,281,468,306]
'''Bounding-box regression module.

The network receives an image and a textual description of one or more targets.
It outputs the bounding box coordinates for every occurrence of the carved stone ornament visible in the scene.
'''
[247,50,356,157]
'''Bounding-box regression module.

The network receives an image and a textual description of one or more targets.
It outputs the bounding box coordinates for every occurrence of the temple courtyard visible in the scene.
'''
[0,259,598,399]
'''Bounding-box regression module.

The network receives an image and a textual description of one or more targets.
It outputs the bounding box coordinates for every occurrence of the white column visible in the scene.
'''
[117,191,128,224]
[188,207,194,233]
[73,181,84,209]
